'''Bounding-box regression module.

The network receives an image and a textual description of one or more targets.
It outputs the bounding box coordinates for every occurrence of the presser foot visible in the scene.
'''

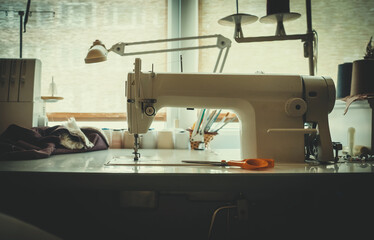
[132,151,141,161]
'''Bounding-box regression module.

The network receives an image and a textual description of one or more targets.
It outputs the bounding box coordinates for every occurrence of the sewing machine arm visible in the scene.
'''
[126,58,336,163]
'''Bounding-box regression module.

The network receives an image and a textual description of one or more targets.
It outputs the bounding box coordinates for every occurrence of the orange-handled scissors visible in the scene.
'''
[182,158,274,170]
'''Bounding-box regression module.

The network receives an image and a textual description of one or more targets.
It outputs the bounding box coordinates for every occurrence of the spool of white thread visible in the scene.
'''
[174,130,190,149]
[123,131,135,149]
[111,129,123,149]
[37,116,48,127]
[157,130,174,149]
[348,127,355,156]
[141,130,157,149]
[102,128,113,148]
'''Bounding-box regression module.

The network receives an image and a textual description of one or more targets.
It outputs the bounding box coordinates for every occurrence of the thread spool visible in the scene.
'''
[102,128,113,148]
[141,130,157,149]
[260,0,300,36]
[348,127,355,156]
[123,131,135,149]
[350,59,374,95]
[337,62,353,99]
[266,0,290,15]
[37,116,48,127]
[174,130,190,149]
[111,129,123,149]
[157,130,174,149]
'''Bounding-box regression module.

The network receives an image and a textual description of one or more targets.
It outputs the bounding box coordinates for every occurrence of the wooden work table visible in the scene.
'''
[0,149,373,239]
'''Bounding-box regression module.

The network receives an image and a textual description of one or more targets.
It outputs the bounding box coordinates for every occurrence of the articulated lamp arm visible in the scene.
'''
[85,34,231,73]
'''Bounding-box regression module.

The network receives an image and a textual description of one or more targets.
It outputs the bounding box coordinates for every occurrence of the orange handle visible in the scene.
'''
[223,158,274,170]
[264,158,274,168]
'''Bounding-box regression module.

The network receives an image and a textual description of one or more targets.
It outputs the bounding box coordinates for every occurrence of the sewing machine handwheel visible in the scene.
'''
[145,106,156,116]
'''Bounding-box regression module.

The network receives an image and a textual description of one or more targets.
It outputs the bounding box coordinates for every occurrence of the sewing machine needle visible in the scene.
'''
[133,134,140,161]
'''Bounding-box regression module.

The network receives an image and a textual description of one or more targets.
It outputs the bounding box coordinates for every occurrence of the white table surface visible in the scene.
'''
[1,149,373,192]
[0,149,372,174]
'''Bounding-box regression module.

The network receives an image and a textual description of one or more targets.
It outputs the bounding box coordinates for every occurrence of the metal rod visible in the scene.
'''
[121,45,217,56]
[18,11,24,58]
[235,34,308,43]
[24,0,31,33]
[219,47,230,73]
[306,0,313,33]
[121,34,222,47]
[306,0,314,75]
[180,55,183,72]
[105,163,220,167]
[213,48,224,73]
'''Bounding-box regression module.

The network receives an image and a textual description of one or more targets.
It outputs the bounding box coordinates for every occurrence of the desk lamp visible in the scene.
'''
[85,35,231,73]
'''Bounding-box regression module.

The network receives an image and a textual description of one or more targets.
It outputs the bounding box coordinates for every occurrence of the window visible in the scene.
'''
[3,0,371,148]
[0,0,168,127]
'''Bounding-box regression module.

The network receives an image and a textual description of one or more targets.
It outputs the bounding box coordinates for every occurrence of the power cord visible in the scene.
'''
[208,205,237,240]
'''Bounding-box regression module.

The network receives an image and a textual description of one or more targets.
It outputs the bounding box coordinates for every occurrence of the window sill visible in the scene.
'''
[46,112,167,122]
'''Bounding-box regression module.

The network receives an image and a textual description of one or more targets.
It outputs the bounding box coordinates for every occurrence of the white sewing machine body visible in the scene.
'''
[126,58,335,163]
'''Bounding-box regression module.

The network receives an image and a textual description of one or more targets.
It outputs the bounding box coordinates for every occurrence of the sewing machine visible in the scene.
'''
[126,58,336,163]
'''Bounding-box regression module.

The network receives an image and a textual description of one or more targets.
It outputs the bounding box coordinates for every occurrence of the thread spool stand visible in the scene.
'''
[0,8,55,58]
[226,0,316,76]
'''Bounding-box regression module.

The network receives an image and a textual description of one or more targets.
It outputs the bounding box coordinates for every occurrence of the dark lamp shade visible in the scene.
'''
[350,59,374,95]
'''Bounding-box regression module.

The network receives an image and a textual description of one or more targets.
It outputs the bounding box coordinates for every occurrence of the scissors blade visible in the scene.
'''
[182,160,224,166]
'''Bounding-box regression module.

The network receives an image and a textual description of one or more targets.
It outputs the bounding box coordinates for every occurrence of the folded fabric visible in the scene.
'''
[0,124,109,160]
[60,117,94,149]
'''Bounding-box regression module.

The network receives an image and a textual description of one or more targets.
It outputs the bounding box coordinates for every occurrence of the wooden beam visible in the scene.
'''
[46,111,238,122]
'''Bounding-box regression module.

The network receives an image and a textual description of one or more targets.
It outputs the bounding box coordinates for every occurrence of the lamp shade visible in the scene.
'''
[84,40,108,64]
[350,59,374,95]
